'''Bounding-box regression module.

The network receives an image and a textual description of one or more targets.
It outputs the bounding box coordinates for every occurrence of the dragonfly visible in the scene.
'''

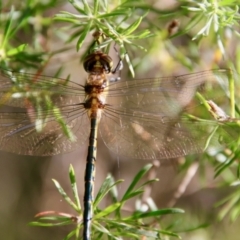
[0,49,237,240]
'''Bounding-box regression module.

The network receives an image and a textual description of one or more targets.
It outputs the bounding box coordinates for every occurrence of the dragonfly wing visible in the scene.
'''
[107,69,231,116]
[0,106,90,156]
[0,69,85,108]
[99,107,218,160]
[0,69,89,156]
[100,69,235,160]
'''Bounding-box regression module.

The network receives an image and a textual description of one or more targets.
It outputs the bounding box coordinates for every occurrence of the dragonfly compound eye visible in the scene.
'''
[83,51,113,73]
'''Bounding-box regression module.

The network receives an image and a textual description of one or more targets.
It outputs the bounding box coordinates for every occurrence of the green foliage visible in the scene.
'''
[54,0,153,77]
[55,0,152,50]
[159,0,240,54]
[30,164,183,239]
[0,5,44,68]
[0,0,68,69]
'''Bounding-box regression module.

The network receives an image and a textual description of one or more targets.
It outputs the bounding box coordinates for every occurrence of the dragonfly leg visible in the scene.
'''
[112,44,124,74]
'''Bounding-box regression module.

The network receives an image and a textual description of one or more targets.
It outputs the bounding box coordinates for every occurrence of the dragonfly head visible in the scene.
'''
[83,51,113,74]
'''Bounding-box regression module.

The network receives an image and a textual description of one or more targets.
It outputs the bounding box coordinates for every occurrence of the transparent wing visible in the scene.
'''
[106,69,230,116]
[0,105,90,156]
[0,69,89,156]
[100,69,237,160]
[100,111,211,160]
[0,69,86,108]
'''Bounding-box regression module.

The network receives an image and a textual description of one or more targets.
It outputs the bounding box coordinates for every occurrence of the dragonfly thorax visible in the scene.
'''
[86,73,108,86]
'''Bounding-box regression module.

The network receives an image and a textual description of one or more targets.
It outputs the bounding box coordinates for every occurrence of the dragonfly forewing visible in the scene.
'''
[0,69,90,155]
[100,69,238,159]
